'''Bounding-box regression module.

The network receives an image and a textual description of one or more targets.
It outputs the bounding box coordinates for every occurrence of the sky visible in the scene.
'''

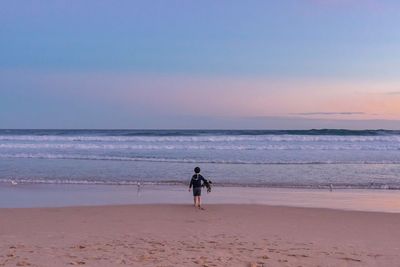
[1,0,400,129]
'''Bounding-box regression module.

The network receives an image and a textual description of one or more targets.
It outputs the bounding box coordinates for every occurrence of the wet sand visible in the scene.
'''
[1,204,400,266]
[2,184,400,213]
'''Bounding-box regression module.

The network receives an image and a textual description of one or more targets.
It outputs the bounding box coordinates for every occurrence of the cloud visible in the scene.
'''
[291,112,366,116]
[386,91,400,95]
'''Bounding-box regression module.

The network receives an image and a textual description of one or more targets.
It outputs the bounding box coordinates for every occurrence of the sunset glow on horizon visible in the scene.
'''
[1,1,400,129]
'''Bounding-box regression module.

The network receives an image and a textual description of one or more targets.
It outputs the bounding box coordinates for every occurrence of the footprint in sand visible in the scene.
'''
[248,263,265,267]
[339,257,361,262]
[286,253,309,258]
[69,260,86,265]
[16,261,31,266]
[259,255,269,260]
[116,258,127,264]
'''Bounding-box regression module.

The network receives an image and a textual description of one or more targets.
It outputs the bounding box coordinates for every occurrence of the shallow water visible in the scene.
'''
[1,184,400,213]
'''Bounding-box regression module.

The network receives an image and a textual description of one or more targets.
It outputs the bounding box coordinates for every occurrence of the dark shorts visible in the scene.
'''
[193,187,202,196]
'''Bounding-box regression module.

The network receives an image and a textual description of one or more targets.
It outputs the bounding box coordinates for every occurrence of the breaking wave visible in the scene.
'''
[1,134,400,143]
[1,153,400,165]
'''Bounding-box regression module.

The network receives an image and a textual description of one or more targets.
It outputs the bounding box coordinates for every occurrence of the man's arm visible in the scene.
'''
[189,178,193,191]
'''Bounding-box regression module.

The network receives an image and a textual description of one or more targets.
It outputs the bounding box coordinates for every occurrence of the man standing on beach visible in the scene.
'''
[188,167,207,209]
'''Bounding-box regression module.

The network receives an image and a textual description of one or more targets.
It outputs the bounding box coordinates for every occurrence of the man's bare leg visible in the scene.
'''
[198,197,205,210]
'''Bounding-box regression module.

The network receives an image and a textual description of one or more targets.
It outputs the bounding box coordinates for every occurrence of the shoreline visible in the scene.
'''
[1,204,400,266]
[1,183,400,213]
[3,179,400,190]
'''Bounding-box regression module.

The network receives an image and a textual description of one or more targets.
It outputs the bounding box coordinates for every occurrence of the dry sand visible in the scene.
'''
[1,204,400,267]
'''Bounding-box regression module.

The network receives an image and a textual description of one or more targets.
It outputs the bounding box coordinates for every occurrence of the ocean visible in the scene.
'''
[1,129,400,189]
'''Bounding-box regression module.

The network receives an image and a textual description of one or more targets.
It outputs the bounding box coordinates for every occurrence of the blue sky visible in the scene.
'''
[1,1,400,129]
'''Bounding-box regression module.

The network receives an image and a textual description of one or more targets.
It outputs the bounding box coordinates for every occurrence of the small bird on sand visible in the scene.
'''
[11,180,18,185]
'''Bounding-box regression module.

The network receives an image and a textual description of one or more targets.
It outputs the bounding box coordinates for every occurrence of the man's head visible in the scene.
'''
[194,167,201,173]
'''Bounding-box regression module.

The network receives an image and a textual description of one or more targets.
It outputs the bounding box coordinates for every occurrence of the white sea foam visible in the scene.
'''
[1,142,400,151]
[0,178,397,190]
[1,153,400,165]
[1,134,400,143]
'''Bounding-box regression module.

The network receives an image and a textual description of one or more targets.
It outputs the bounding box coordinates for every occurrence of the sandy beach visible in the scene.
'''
[3,0,400,265]
[1,204,400,267]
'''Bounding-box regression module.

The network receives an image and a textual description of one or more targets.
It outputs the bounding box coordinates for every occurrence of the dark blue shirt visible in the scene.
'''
[189,174,206,188]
